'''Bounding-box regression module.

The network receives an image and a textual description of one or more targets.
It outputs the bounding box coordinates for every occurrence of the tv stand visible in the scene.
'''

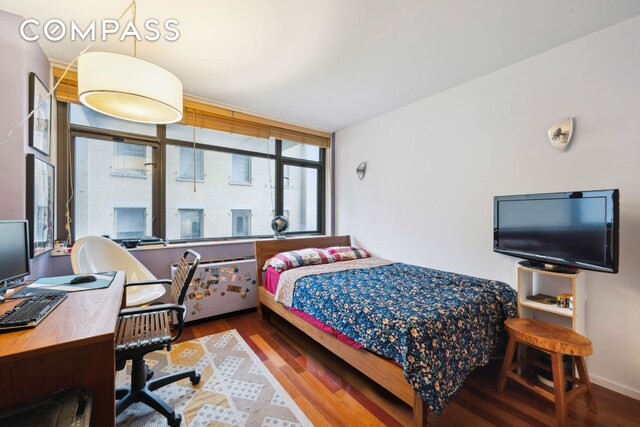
[518,260,578,275]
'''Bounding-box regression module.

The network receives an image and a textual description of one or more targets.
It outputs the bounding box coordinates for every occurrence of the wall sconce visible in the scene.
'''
[548,117,574,152]
[356,162,366,180]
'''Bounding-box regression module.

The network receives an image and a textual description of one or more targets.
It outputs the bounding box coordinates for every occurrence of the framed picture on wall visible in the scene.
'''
[26,154,55,258]
[28,72,51,156]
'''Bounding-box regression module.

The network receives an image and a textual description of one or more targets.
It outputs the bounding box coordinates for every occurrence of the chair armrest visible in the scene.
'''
[124,279,172,288]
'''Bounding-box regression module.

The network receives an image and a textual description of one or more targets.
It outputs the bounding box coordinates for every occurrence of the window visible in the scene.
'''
[62,103,324,242]
[179,209,203,239]
[232,210,251,236]
[284,166,319,232]
[113,142,148,176]
[230,154,251,184]
[178,146,204,180]
[70,103,156,136]
[73,136,154,240]
[114,208,146,239]
[165,147,274,240]
[283,165,291,188]
[166,124,275,155]
[282,140,320,161]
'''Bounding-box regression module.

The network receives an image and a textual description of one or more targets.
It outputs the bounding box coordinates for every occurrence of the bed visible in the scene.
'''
[254,235,517,426]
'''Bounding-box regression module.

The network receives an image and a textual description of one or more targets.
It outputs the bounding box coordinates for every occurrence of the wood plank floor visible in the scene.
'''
[180,310,640,426]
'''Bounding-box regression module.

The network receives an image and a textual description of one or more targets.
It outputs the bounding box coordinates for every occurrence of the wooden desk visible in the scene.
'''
[0,271,125,426]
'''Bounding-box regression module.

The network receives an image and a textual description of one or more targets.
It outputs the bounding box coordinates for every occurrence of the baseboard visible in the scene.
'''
[590,374,640,401]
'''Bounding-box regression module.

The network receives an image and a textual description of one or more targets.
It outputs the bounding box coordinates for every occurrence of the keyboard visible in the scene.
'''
[0,292,68,332]
[8,286,66,300]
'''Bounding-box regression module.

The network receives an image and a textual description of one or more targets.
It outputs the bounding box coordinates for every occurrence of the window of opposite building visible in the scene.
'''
[114,208,146,239]
[232,210,251,236]
[178,146,204,180]
[179,209,203,239]
[230,154,252,185]
[113,142,148,176]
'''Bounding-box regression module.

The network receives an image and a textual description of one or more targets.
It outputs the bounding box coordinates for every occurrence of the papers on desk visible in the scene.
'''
[29,272,116,292]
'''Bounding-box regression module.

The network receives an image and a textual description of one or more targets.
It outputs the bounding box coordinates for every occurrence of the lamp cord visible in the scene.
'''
[133,0,137,58]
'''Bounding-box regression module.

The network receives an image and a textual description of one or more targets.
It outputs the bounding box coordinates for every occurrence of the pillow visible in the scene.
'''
[326,246,371,261]
[263,248,336,272]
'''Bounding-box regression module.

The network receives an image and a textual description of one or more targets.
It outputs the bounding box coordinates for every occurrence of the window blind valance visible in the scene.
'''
[53,67,331,148]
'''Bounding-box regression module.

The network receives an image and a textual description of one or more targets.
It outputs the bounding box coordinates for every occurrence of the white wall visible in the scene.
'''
[335,16,640,398]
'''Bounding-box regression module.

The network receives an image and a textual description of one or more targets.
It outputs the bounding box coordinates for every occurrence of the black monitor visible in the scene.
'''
[0,220,31,285]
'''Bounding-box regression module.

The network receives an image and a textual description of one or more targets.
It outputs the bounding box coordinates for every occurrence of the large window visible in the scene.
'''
[63,103,324,242]
[73,136,154,240]
[165,146,274,240]
[284,166,319,232]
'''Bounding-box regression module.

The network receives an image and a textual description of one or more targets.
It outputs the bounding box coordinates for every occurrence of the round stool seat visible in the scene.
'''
[504,318,592,356]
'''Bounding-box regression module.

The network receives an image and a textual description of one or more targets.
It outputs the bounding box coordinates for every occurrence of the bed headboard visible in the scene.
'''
[254,235,351,287]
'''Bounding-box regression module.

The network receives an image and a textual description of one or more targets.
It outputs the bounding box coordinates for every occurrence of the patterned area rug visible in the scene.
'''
[116,329,311,427]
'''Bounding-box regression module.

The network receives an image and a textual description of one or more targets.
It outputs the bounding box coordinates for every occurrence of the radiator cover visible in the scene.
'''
[171,257,257,322]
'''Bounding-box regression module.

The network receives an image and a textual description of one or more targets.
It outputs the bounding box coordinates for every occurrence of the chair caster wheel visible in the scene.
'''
[146,367,154,380]
[169,413,182,427]
[191,372,201,385]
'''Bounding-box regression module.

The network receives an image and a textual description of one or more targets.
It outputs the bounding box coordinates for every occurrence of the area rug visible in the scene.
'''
[116,329,312,427]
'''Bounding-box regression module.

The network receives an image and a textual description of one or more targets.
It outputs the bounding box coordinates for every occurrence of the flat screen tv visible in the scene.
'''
[493,189,619,273]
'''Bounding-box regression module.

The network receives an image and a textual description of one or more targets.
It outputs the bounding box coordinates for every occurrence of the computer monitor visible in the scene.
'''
[0,220,30,294]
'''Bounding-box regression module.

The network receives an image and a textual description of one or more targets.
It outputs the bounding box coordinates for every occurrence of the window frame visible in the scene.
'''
[57,101,325,243]
[279,158,324,234]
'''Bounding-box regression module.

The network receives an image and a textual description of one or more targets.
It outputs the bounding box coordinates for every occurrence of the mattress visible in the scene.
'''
[266,259,517,414]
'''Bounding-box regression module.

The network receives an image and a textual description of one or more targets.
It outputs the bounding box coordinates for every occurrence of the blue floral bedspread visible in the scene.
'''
[290,263,518,414]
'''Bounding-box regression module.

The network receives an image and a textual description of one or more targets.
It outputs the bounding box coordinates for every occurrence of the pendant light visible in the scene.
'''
[77,0,183,124]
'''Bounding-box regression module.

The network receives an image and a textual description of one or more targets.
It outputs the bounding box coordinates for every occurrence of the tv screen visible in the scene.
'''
[0,220,30,283]
[493,190,619,273]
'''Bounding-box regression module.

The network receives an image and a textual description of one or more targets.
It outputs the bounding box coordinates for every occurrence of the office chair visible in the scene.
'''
[114,249,201,427]
[71,236,166,307]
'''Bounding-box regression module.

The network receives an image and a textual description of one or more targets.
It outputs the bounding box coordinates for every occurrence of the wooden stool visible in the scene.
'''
[496,318,597,427]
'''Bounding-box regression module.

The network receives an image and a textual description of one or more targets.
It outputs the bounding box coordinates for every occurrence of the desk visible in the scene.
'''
[0,271,125,426]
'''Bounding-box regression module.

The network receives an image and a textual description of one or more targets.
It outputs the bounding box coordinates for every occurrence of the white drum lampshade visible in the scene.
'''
[78,52,183,124]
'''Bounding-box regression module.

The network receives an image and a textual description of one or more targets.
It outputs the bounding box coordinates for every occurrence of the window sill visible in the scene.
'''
[176,177,205,183]
[127,234,326,251]
[228,181,252,186]
[111,171,148,179]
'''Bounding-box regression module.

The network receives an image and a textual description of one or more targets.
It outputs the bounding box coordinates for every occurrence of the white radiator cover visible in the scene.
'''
[172,257,257,322]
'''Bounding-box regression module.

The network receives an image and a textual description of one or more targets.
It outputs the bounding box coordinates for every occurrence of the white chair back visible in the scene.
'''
[71,236,155,282]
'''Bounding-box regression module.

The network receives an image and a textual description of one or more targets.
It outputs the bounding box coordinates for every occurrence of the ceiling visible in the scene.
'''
[2,1,640,132]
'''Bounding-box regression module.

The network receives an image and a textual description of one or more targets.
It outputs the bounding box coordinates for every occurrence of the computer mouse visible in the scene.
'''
[70,275,97,284]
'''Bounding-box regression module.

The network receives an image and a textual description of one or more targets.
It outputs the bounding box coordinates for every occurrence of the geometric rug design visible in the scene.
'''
[116,329,312,427]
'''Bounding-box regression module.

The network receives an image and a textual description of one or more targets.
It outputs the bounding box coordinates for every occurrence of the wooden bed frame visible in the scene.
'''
[254,235,429,426]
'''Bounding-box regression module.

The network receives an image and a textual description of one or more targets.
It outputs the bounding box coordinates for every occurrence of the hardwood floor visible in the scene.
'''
[180,310,640,426]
